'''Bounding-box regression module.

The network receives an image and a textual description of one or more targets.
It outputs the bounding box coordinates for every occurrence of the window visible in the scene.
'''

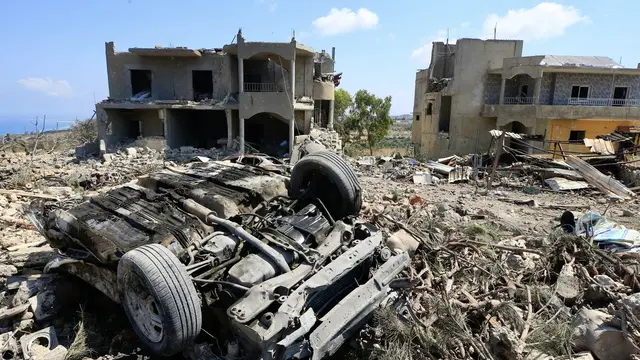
[439,96,452,132]
[192,70,213,101]
[569,130,586,142]
[613,87,629,106]
[415,115,420,121]
[130,69,152,97]
[426,103,433,115]
[571,86,589,99]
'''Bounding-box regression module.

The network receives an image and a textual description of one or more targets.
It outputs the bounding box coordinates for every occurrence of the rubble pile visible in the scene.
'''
[354,199,640,359]
[0,147,165,193]
[3,130,640,359]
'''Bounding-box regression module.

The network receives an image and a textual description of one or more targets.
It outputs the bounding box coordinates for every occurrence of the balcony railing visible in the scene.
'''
[503,97,535,104]
[244,83,283,92]
[568,98,640,107]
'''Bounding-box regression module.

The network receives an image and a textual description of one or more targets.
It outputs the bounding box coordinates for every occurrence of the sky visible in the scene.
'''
[1,0,639,134]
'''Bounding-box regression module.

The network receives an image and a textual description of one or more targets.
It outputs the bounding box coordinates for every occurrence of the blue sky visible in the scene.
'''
[1,0,639,134]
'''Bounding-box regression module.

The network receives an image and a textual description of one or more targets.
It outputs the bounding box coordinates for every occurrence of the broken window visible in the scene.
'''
[569,130,586,142]
[571,86,589,99]
[613,87,629,106]
[415,115,420,121]
[192,70,213,101]
[130,70,152,98]
[426,103,433,115]
[439,96,452,133]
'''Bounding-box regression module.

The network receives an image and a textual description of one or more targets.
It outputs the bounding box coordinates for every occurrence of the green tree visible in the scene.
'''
[333,89,354,147]
[348,90,393,155]
[334,88,352,120]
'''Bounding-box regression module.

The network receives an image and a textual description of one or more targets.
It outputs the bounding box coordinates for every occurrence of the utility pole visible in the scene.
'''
[494,23,497,39]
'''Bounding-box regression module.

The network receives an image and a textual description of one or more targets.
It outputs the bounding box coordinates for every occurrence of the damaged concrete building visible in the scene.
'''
[412,38,640,158]
[96,30,339,156]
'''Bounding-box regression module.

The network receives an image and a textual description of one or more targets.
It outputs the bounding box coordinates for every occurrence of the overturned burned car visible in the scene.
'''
[32,152,412,359]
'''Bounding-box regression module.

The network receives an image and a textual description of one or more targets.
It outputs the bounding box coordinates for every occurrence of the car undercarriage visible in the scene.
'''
[32,151,414,359]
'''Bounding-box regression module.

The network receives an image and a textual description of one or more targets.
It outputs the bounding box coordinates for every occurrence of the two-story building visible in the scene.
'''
[96,30,337,156]
[412,38,640,158]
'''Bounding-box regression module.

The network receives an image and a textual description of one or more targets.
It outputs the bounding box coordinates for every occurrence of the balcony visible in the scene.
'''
[504,97,535,105]
[567,98,640,107]
[484,95,640,120]
[244,83,283,93]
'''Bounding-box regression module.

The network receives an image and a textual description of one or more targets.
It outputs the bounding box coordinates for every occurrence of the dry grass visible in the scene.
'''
[65,307,94,360]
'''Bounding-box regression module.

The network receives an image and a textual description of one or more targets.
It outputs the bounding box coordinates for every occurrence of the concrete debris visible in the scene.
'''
[4,127,640,360]
[573,308,640,360]
[20,326,59,360]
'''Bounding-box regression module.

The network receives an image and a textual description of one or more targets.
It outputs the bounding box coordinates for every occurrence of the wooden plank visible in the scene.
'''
[566,155,635,199]
[0,189,58,200]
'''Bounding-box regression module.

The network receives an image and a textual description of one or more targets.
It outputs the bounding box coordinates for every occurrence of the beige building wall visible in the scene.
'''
[412,39,524,158]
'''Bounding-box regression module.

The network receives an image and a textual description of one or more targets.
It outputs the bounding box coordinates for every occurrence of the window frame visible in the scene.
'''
[570,85,590,99]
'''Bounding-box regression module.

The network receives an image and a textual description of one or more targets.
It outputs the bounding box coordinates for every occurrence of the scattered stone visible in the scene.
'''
[13,319,34,333]
[0,265,18,278]
[43,187,73,197]
[124,147,137,158]
[556,353,594,360]
[556,263,581,304]
[525,350,553,360]
[409,194,425,206]
[7,247,58,269]
[386,229,420,255]
[0,303,30,321]
[27,290,58,322]
[10,283,31,308]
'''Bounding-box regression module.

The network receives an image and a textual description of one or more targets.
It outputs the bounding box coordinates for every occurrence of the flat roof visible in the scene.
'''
[128,47,202,57]
[540,55,621,68]
[489,66,640,75]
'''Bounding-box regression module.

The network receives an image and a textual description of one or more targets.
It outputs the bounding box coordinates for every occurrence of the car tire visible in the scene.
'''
[117,244,202,356]
[290,150,362,219]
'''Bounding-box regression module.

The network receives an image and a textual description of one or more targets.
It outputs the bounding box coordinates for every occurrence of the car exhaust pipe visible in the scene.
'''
[181,199,291,273]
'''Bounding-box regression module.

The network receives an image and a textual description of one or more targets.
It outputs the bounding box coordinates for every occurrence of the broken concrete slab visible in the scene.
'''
[573,308,640,360]
[33,345,67,360]
[556,263,581,304]
[0,303,30,321]
[386,229,420,255]
[20,326,59,360]
[7,247,58,269]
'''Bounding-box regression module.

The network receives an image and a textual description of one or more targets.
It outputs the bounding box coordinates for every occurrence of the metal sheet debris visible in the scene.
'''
[566,155,635,200]
[412,171,432,185]
[545,177,590,191]
[583,138,616,155]
[425,161,454,174]
[448,166,472,183]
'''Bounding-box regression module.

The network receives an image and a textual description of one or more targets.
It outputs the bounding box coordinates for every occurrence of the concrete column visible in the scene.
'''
[289,59,295,156]
[238,122,244,152]
[328,100,335,130]
[96,107,108,155]
[534,77,542,105]
[224,109,233,150]
[499,78,506,105]
[238,56,245,154]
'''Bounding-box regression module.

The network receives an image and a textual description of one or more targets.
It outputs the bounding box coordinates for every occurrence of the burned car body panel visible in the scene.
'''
[50,161,288,263]
[37,152,412,360]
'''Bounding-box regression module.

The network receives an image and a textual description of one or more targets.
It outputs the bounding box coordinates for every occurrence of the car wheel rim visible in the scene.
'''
[125,273,163,343]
